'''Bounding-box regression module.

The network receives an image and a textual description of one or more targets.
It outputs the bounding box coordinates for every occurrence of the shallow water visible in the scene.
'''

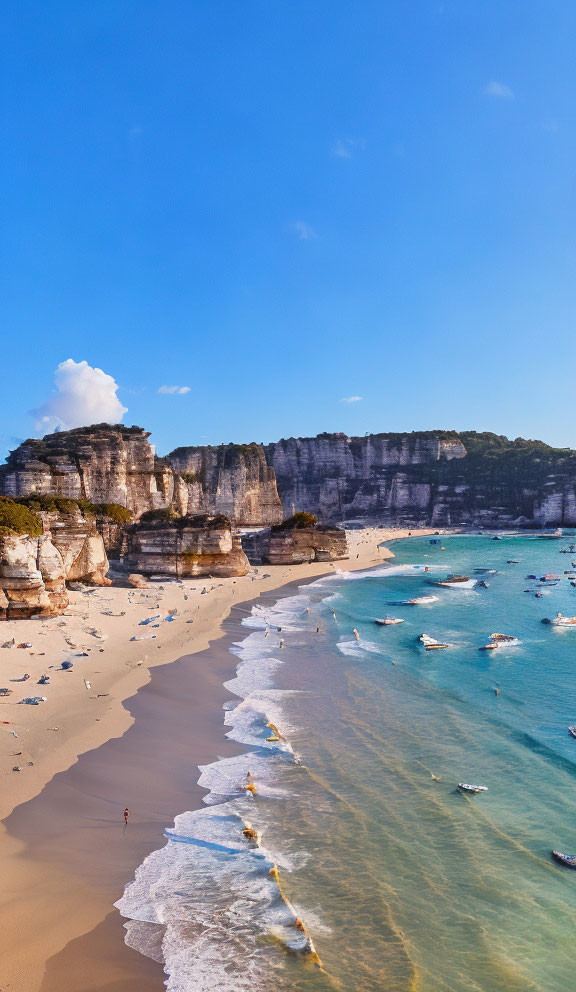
[116,536,576,991]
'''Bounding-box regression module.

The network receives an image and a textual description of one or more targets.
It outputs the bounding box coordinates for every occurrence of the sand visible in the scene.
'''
[0,527,451,991]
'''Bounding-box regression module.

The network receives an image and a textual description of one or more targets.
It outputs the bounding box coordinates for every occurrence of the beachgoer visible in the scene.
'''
[353,628,360,640]
[124,807,129,825]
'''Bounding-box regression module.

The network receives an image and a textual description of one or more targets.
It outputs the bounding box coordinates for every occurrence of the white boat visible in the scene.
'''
[374,617,404,626]
[543,615,576,627]
[388,596,439,606]
[434,575,477,589]
[458,783,488,794]
[479,633,519,650]
[419,633,451,650]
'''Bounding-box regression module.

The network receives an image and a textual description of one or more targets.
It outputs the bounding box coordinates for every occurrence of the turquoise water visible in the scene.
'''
[117,536,576,992]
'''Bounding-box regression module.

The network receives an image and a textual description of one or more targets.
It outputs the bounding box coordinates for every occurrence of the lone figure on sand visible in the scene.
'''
[124,807,129,826]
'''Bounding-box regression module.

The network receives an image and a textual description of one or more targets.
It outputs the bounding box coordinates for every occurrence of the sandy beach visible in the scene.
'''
[0,527,450,991]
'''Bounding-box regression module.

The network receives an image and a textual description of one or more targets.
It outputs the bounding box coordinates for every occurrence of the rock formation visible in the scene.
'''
[266,433,467,524]
[125,513,250,578]
[0,533,68,619]
[264,514,348,565]
[0,424,178,518]
[44,510,110,585]
[167,443,283,525]
[5,425,576,531]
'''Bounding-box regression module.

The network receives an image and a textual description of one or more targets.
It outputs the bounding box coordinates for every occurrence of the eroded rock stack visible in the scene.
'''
[125,513,250,578]
[0,532,68,619]
[264,514,348,565]
[44,511,110,585]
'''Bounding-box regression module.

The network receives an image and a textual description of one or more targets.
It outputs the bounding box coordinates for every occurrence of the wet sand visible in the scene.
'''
[4,616,243,991]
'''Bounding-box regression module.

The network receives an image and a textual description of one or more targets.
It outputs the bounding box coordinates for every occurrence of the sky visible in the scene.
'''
[1,0,575,459]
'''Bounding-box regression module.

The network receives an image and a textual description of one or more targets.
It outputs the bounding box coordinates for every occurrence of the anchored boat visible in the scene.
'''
[552,851,576,869]
[419,633,451,650]
[479,633,519,650]
[374,617,404,626]
[434,574,477,589]
[458,783,488,794]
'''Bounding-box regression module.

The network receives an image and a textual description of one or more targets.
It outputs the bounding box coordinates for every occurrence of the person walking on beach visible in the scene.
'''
[124,807,129,826]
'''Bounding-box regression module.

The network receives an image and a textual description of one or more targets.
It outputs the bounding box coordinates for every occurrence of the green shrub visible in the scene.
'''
[180,472,199,484]
[274,512,317,531]
[0,497,43,536]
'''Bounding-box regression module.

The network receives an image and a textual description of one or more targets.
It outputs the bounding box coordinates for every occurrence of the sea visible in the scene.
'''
[115,535,576,992]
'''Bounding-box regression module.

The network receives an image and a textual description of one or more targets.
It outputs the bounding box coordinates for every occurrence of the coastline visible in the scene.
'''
[0,527,450,991]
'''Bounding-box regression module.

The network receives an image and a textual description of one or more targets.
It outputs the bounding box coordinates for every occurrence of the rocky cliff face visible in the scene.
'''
[44,511,110,585]
[125,514,250,578]
[6,425,576,531]
[264,524,348,565]
[266,433,467,524]
[167,444,283,526]
[0,425,177,519]
[0,532,68,619]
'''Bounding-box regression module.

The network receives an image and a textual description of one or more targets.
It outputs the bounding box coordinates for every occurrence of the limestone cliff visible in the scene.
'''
[0,533,68,619]
[266,432,467,524]
[125,513,250,578]
[167,443,283,526]
[0,424,176,518]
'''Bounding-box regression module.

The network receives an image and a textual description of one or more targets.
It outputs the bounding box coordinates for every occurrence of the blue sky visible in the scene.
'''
[1,0,575,459]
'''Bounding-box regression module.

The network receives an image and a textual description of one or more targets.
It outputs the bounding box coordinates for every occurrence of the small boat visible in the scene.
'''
[479,633,519,650]
[419,633,451,650]
[474,569,499,575]
[492,535,502,541]
[458,783,488,794]
[434,575,477,589]
[542,615,576,626]
[506,559,520,564]
[568,726,576,738]
[552,850,576,869]
[374,617,404,626]
[388,596,439,606]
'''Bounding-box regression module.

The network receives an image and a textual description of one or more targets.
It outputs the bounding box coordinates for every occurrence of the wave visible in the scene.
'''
[115,591,321,991]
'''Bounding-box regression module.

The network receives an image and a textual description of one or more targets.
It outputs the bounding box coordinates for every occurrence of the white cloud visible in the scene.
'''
[158,385,191,395]
[483,81,515,100]
[291,221,317,241]
[332,138,366,159]
[32,359,127,433]
[340,395,363,404]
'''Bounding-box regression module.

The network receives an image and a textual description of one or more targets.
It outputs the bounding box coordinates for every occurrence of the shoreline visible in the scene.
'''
[0,527,450,990]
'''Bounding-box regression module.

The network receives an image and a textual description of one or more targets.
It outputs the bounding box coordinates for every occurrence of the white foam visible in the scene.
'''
[116,589,320,990]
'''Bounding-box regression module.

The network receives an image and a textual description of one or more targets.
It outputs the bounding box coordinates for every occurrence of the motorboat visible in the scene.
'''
[388,596,439,606]
[474,569,499,574]
[506,559,520,564]
[479,633,519,650]
[374,617,405,626]
[552,850,576,869]
[458,783,488,794]
[568,726,576,738]
[542,615,576,626]
[434,575,477,589]
[419,633,451,650]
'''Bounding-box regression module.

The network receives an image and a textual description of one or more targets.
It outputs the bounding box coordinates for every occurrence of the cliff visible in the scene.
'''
[167,443,283,526]
[266,431,576,527]
[0,497,110,618]
[0,424,176,519]
[125,513,250,578]
[5,425,576,531]
[266,432,467,524]
[0,532,68,619]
